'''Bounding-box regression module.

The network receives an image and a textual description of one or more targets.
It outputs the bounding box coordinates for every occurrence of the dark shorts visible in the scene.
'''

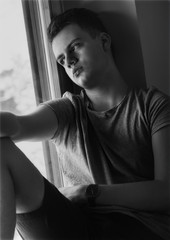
[16,178,163,240]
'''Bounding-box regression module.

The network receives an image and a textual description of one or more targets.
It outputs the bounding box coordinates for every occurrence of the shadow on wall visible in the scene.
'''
[99,11,146,89]
[136,0,170,95]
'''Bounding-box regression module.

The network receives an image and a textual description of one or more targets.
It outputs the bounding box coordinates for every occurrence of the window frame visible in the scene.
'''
[21,0,63,187]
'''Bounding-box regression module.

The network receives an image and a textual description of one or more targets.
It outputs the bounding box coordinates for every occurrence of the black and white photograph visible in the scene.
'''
[0,0,169,239]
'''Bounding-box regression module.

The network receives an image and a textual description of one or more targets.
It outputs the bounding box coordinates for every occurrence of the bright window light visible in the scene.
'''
[0,0,47,239]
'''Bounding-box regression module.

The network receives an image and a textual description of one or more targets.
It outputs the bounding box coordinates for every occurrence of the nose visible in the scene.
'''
[66,54,77,68]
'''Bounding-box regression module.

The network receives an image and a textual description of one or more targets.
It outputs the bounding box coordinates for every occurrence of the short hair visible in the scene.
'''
[47,8,108,43]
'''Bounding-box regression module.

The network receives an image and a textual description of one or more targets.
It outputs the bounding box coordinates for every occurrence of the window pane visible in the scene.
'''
[0,0,47,238]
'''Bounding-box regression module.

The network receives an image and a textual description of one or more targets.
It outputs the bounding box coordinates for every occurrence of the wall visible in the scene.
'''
[136,0,169,95]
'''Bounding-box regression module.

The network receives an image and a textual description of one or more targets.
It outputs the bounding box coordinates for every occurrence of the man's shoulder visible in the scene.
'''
[63,91,82,101]
[132,86,169,103]
[63,91,86,108]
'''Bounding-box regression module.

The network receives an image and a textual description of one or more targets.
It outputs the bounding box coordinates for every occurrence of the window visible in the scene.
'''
[0,0,47,178]
[0,0,63,239]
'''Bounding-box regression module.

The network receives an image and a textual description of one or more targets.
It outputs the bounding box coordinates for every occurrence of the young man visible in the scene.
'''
[0,8,170,240]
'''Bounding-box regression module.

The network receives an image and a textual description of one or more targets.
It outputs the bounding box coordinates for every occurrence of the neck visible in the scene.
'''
[85,64,128,112]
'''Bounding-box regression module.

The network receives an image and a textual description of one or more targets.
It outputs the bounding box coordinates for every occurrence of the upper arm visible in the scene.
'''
[12,105,58,142]
[152,126,170,184]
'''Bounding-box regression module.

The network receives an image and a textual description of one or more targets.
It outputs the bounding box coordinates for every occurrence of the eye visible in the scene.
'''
[70,42,81,52]
[58,58,65,66]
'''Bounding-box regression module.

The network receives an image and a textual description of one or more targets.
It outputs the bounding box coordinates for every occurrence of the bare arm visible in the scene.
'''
[96,126,170,212]
[0,105,58,142]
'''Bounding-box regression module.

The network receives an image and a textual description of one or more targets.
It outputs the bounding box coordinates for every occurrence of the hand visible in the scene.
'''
[59,185,89,206]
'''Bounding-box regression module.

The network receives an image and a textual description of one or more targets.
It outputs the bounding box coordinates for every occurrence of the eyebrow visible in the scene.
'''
[56,38,81,62]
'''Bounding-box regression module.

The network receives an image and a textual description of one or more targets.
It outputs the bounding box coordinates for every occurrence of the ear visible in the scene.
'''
[100,32,111,51]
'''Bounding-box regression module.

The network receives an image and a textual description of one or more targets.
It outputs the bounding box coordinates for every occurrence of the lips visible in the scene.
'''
[73,67,83,77]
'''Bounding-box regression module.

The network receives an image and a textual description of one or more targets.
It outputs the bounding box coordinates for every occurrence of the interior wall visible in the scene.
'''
[135,0,170,95]
[50,0,146,91]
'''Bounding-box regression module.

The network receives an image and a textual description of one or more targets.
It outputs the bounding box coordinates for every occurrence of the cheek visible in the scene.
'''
[85,46,103,64]
[65,68,73,79]
[62,65,71,78]
[80,51,96,69]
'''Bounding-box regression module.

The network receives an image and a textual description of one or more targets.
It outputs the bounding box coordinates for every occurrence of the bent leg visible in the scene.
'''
[0,137,44,239]
[17,178,89,240]
[0,138,89,240]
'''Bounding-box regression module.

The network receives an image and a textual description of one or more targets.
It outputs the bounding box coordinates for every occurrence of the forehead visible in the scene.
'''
[52,24,91,58]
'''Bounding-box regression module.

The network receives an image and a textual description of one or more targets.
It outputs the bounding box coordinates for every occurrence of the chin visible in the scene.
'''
[73,72,91,88]
[78,77,90,88]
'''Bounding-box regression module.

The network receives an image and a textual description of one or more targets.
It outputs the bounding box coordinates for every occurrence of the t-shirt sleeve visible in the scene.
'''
[41,96,75,140]
[147,88,170,135]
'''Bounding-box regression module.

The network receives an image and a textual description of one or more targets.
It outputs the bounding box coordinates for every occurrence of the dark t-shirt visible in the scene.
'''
[43,86,170,239]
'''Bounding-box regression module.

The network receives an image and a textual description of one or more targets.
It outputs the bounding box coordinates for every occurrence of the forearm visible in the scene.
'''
[97,180,170,212]
[0,112,19,139]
